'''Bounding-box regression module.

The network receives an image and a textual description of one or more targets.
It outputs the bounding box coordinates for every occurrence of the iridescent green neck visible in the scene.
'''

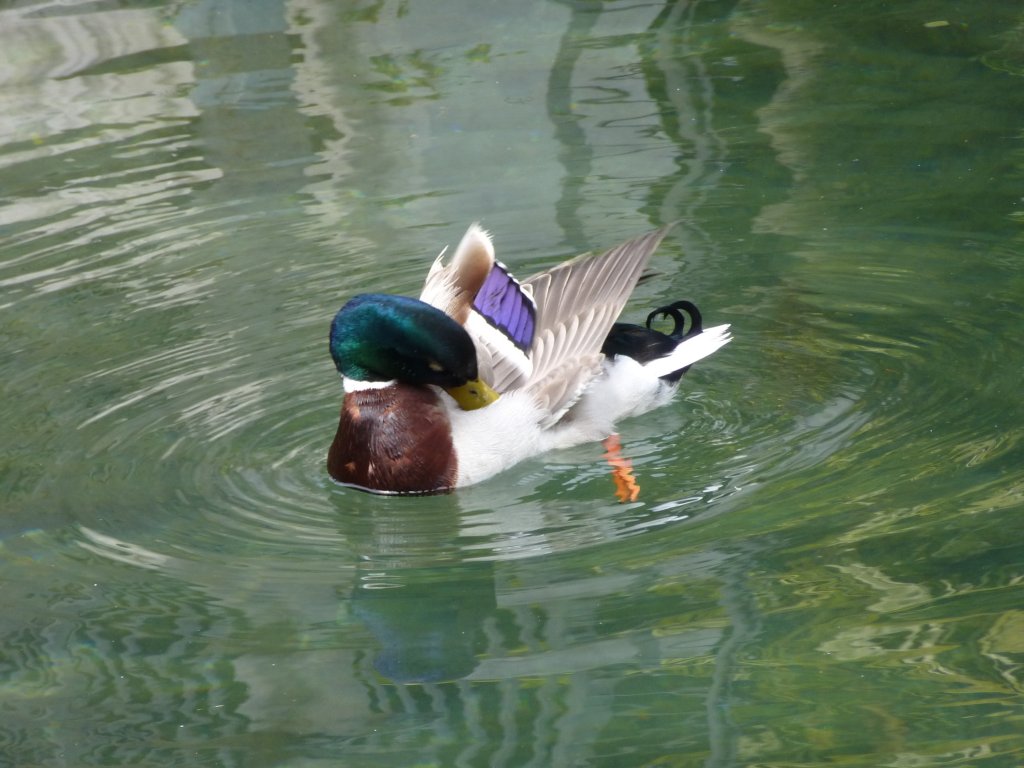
[329,293,479,387]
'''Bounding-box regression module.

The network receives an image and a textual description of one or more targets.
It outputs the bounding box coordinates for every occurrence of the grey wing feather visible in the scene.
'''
[521,225,674,419]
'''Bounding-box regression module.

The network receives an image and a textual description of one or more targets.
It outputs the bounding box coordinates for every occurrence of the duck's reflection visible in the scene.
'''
[352,561,495,683]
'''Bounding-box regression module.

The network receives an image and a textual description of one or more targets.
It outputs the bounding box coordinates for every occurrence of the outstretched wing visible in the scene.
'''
[421,223,674,410]
[522,225,674,424]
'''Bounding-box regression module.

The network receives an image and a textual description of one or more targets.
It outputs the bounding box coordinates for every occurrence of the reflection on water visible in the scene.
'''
[2,0,1024,765]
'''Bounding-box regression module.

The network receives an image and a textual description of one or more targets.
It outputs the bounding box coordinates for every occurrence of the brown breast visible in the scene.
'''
[327,384,458,494]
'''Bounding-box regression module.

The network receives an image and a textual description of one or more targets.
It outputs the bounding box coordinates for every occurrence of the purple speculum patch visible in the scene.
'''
[472,263,536,352]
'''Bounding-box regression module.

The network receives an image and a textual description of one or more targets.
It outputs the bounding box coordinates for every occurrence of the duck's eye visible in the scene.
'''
[427,360,444,372]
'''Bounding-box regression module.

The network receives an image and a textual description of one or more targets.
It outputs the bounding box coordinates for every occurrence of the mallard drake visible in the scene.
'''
[327,224,731,494]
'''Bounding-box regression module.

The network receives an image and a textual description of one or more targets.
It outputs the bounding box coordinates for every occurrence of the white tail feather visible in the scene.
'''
[641,324,732,379]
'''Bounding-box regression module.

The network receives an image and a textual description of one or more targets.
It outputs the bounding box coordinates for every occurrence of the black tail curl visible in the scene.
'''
[646,300,703,340]
[600,300,705,383]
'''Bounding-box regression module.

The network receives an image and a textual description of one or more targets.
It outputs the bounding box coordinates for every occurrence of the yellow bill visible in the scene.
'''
[445,378,500,410]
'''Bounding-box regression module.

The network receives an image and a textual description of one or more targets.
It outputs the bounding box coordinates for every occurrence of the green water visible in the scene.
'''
[3,0,1024,765]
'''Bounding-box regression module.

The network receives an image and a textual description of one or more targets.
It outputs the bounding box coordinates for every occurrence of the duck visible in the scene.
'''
[327,223,731,495]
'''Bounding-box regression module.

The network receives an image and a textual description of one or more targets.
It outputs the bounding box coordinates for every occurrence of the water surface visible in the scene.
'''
[2,0,1024,766]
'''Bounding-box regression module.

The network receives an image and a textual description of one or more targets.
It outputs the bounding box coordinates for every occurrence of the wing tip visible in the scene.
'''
[459,222,495,261]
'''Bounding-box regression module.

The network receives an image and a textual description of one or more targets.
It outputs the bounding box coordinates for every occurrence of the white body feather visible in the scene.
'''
[444,322,732,486]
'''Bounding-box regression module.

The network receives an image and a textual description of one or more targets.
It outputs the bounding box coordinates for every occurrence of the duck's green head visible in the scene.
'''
[330,293,498,410]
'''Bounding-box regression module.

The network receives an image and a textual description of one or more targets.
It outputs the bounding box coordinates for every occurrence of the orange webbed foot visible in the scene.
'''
[602,433,640,502]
